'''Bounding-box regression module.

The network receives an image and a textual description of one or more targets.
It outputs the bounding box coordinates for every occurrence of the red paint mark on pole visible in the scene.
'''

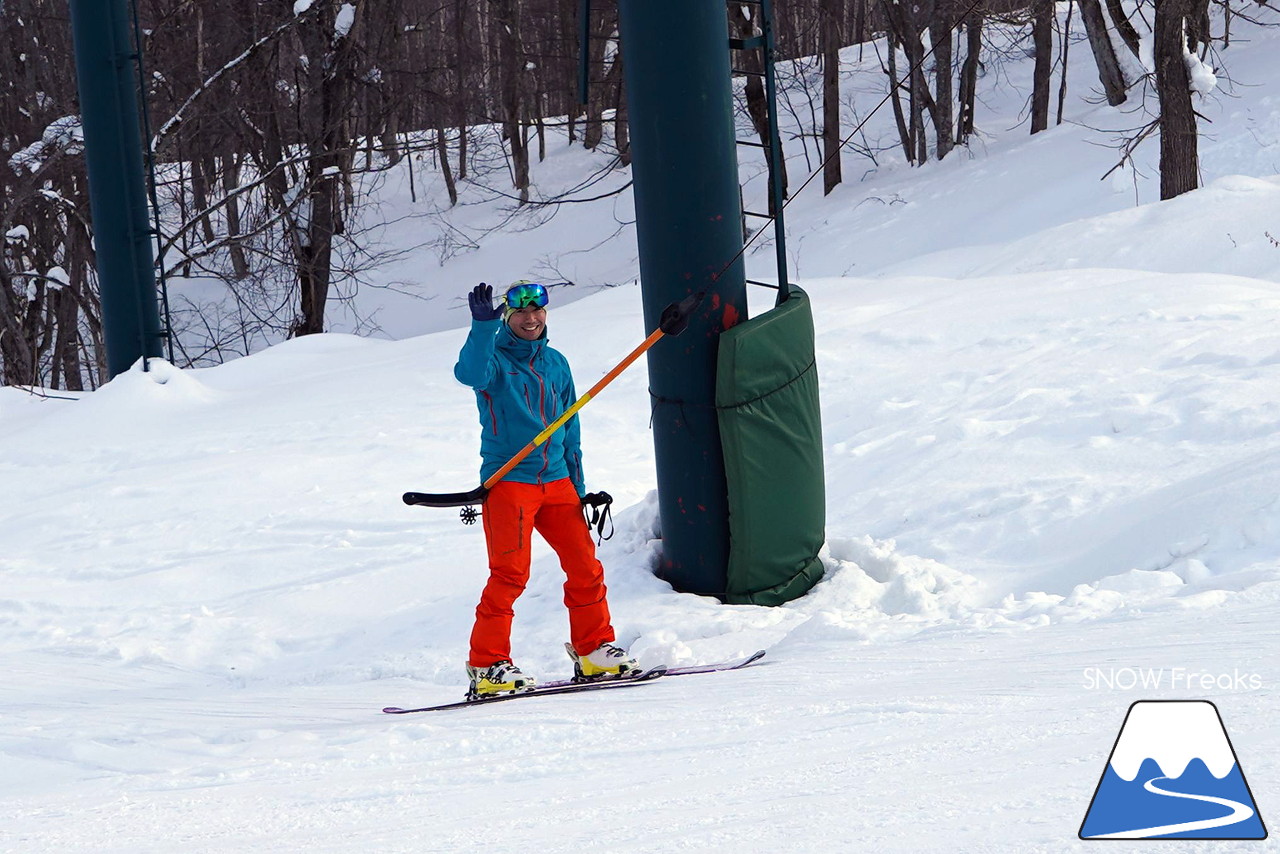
[723,302,740,329]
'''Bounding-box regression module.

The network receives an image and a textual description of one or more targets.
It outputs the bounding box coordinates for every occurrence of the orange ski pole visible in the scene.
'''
[404,291,704,508]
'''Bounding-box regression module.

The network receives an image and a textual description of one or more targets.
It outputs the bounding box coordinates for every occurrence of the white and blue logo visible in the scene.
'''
[1080,700,1267,839]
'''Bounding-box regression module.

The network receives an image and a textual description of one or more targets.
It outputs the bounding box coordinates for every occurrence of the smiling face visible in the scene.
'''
[508,305,547,340]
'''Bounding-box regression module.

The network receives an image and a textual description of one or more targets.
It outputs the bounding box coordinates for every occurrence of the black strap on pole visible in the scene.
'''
[581,491,614,543]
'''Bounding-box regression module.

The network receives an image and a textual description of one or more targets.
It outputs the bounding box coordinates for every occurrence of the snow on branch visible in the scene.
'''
[334,3,356,42]
[1185,50,1218,97]
[6,116,83,175]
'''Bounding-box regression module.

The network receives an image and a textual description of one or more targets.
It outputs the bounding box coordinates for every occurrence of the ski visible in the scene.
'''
[538,648,767,688]
[664,648,766,676]
[381,650,766,715]
[382,665,667,714]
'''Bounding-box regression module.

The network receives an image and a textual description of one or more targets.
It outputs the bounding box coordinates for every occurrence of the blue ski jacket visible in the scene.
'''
[453,319,585,496]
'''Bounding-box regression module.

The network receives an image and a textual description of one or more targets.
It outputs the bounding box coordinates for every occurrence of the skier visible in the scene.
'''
[454,280,639,700]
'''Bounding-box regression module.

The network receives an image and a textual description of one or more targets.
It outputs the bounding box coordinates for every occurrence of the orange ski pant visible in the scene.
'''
[469,478,615,668]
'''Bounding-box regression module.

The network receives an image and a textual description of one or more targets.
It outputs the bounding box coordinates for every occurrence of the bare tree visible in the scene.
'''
[1,1,99,389]
[822,0,844,193]
[930,0,957,158]
[1105,0,1142,56]
[580,1,615,152]
[1154,0,1200,199]
[883,0,948,163]
[1031,0,1054,132]
[1077,0,1129,105]
[10,0,1275,388]
[956,6,982,144]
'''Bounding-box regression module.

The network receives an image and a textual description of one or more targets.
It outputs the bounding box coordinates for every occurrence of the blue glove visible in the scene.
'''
[468,283,504,322]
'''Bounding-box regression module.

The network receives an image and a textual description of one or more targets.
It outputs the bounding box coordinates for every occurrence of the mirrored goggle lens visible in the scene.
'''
[505,283,548,309]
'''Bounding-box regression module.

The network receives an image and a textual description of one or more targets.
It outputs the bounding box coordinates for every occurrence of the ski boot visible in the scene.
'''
[465,660,536,701]
[565,641,640,682]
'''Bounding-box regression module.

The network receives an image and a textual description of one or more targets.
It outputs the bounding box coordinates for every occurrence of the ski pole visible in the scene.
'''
[404,290,704,509]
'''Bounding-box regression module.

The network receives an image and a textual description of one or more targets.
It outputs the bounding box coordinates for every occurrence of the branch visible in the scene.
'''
[151,3,321,155]
[1099,117,1160,181]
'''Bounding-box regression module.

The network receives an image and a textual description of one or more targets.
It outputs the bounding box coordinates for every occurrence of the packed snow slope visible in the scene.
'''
[4,14,1280,854]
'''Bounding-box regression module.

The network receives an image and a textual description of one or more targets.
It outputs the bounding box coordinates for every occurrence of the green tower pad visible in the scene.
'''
[716,286,826,605]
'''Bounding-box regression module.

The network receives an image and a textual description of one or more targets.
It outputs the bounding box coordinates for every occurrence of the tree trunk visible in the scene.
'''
[0,268,37,386]
[494,0,529,203]
[908,25,929,164]
[258,107,289,210]
[957,10,982,144]
[438,124,458,207]
[405,135,418,204]
[930,12,955,159]
[222,152,250,280]
[1104,0,1142,57]
[294,166,337,337]
[582,9,613,151]
[883,0,939,163]
[886,32,914,161]
[515,122,531,203]
[1057,0,1075,125]
[57,223,89,390]
[292,3,356,336]
[1155,0,1199,199]
[614,70,631,166]
[454,0,470,181]
[51,283,81,390]
[380,107,402,167]
[190,152,218,244]
[822,0,842,194]
[1186,0,1212,52]
[1078,0,1128,105]
[1031,0,1054,133]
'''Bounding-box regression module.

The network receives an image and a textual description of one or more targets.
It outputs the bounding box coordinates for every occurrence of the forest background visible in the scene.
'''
[1,0,1272,389]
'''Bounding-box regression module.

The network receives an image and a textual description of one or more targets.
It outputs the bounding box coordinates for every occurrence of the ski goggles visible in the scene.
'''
[504,282,549,310]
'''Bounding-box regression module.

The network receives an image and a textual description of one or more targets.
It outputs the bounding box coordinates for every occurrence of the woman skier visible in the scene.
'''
[453,280,638,699]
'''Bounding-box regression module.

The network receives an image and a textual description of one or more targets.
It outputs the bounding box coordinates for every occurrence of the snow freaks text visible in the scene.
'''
[1082,668,1263,691]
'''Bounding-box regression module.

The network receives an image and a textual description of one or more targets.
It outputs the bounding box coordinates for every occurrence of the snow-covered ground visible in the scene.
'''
[4,14,1280,853]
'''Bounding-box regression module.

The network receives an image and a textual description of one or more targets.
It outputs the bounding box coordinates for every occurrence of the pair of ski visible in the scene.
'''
[383,649,765,714]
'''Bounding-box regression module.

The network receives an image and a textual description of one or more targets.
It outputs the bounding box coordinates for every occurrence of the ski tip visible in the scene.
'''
[382,707,405,714]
